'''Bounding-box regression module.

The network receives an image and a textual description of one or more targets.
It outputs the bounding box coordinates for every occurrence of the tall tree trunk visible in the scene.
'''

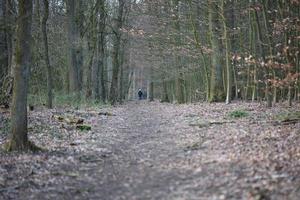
[5,0,14,76]
[98,0,107,102]
[118,45,125,103]
[148,68,154,101]
[109,0,124,105]
[254,8,272,107]
[6,0,33,151]
[109,36,121,105]
[187,0,210,101]
[42,0,53,109]
[161,77,170,103]
[92,45,100,101]
[126,70,133,100]
[208,0,224,102]
[0,0,8,90]
[85,45,94,99]
[130,69,136,100]
[221,0,231,104]
[172,0,185,104]
[76,0,84,91]
[66,0,80,95]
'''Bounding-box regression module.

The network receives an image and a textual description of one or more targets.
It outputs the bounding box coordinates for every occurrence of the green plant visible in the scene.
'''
[274,111,300,122]
[228,109,249,118]
[28,92,109,109]
[0,118,11,136]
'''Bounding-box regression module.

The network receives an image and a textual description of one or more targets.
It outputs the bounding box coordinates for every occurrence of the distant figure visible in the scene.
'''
[138,89,143,100]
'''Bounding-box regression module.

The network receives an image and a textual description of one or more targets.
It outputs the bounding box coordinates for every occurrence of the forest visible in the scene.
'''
[0,0,300,199]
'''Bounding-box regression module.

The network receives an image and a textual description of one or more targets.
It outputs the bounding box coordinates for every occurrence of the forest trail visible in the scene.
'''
[1,101,300,200]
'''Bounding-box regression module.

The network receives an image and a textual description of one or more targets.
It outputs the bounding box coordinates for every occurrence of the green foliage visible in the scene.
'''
[28,92,107,109]
[274,111,300,122]
[228,109,249,118]
[53,92,82,107]
[0,118,10,136]
[28,93,47,106]
[76,125,92,131]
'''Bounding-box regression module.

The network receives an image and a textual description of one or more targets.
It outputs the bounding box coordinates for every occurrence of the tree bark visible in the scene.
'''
[7,0,33,151]
[42,0,53,108]
[208,0,224,102]
[172,0,185,104]
[85,41,94,99]
[161,79,170,103]
[221,0,231,104]
[148,80,154,101]
[0,0,8,90]
[92,46,100,101]
[66,0,80,95]
[99,0,107,102]
[148,63,154,102]
[254,8,272,107]
[109,0,125,105]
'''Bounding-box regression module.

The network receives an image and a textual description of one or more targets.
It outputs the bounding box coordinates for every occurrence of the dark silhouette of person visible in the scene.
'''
[138,89,143,100]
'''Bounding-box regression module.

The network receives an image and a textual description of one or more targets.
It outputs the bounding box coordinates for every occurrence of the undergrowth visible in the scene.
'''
[0,118,10,136]
[28,92,107,109]
[228,109,249,118]
[274,111,300,121]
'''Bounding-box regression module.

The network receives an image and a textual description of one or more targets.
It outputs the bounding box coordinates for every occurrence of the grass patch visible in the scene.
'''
[76,124,92,131]
[228,109,249,118]
[274,111,300,122]
[28,92,108,109]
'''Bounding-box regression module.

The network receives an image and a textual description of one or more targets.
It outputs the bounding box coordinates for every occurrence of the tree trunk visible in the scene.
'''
[85,41,94,99]
[147,57,154,102]
[6,0,33,151]
[208,0,224,102]
[66,0,80,95]
[98,0,107,102]
[0,0,8,90]
[109,0,125,105]
[161,79,170,103]
[41,0,53,109]
[254,8,272,107]
[118,46,125,103]
[188,2,210,101]
[172,0,185,104]
[221,0,231,104]
[109,36,121,105]
[92,45,100,101]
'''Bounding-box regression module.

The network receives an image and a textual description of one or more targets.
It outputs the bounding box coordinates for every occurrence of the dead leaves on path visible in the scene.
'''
[164,102,300,199]
[0,102,299,199]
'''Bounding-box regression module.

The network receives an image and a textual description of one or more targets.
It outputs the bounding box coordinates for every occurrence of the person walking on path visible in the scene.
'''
[138,89,143,100]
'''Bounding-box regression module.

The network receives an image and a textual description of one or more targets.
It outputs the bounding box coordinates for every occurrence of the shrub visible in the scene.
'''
[28,92,107,109]
[228,109,249,118]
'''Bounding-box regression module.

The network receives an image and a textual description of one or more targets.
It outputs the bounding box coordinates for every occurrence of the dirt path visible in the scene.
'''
[0,101,300,199]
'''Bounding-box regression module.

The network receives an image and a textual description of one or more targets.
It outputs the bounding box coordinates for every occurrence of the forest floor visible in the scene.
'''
[0,101,300,200]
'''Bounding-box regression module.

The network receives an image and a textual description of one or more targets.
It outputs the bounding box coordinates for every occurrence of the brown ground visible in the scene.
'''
[0,101,300,200]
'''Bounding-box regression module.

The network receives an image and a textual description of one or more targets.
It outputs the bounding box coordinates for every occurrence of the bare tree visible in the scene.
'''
[109,0,125,105]
[5,0,37,151]
[42,0,53,108]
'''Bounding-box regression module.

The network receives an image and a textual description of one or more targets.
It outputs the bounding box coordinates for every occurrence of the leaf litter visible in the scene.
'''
[0,101,299,200]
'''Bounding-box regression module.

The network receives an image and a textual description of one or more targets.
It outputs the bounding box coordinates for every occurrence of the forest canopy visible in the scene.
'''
[0,0,299,107]
[0,0,299,150]
[0,1,300,199]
